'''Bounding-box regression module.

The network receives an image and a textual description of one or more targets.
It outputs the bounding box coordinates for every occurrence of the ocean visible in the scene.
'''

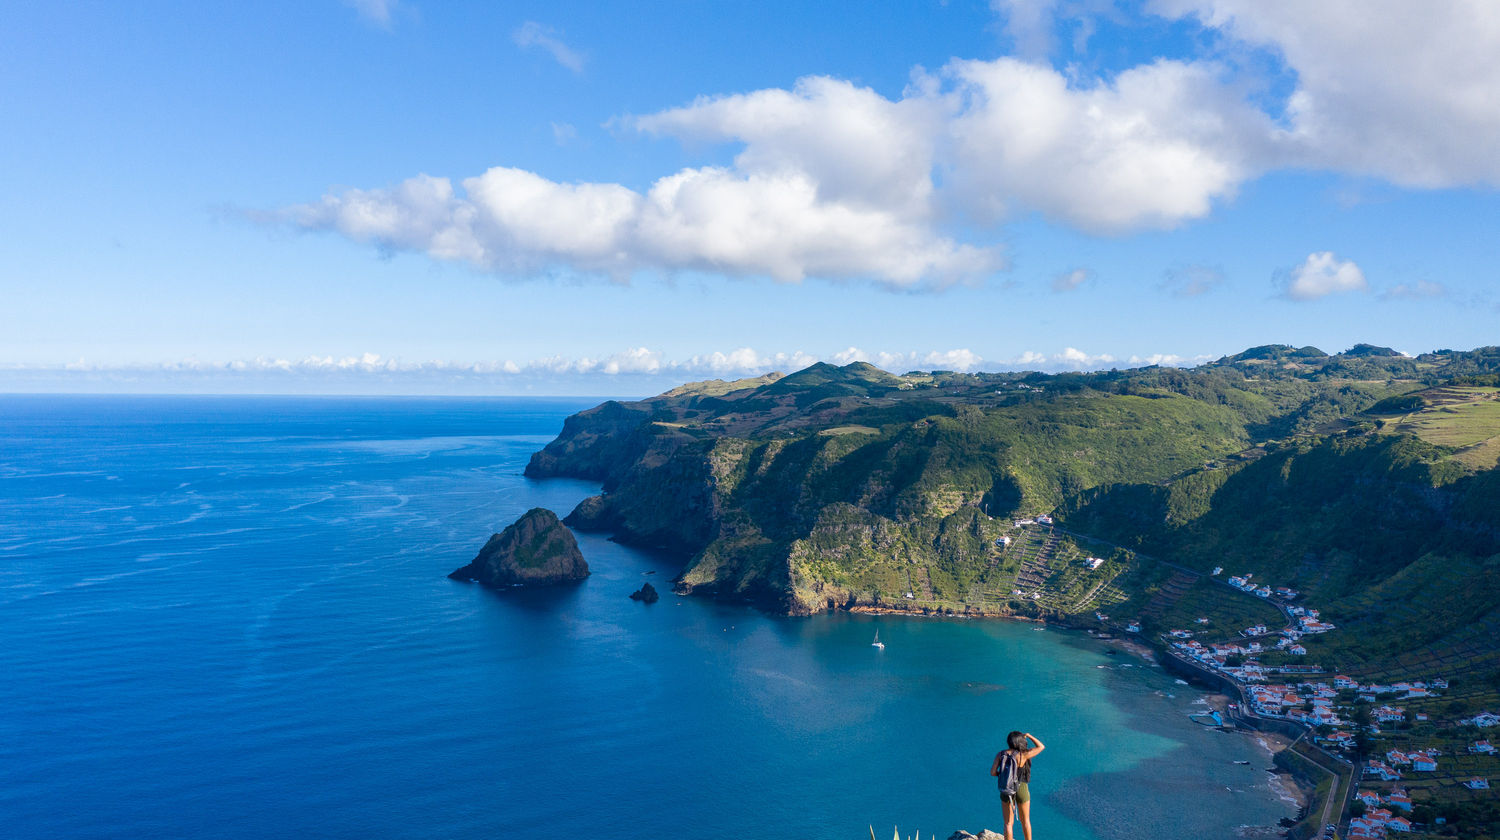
[0,395,1296,839]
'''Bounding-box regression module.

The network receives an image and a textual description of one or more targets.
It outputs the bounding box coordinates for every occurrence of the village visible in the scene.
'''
[978,519,1496,838]
[1146,570,1497,839]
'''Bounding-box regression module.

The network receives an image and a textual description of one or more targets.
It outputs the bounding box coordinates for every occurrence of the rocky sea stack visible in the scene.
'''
[449,508,588,587]
[629,582,660,603]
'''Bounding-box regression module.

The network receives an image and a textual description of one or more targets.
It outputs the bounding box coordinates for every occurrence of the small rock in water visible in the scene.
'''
[629,582,660,603]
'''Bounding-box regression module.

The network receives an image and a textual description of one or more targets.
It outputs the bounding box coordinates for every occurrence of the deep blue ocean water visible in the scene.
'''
[0,396,1296,839]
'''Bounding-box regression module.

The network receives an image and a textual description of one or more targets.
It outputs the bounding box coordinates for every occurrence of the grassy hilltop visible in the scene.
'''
[526,345,1500,674]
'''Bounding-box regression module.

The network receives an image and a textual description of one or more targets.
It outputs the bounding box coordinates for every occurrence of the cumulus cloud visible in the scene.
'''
[831,347,986,371]
[284,2,1500,288]
[945,57,1275,233]
[1156,0,1500,188]
[512,21,585,74]
[634,76,943,213]
[1052,267,1092,292]
[1281,251,1368,301]
[284,165,998,286]
[992,0,1061,63]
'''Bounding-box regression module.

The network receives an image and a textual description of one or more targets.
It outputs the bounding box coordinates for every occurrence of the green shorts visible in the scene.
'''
[1001,783,1030,805]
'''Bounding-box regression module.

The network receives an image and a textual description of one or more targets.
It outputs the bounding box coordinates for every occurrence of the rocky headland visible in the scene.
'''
[449,507,588,587]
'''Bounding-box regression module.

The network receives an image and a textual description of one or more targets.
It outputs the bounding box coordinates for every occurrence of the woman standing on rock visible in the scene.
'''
[990,730,1045,840]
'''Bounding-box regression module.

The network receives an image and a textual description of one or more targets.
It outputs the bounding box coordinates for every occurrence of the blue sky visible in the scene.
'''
[3,0,1497,395]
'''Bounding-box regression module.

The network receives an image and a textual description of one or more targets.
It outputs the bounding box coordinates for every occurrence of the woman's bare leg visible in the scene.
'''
[1002,798,1015,840]
[1018,800,1033,840]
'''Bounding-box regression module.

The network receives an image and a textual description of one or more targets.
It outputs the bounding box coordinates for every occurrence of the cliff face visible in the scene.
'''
[519,352,1500,629]
[525,400,656,487]
[523,364,1260,614]
[450,508,589,587]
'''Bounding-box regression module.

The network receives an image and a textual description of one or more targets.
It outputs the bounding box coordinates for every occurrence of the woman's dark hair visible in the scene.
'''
[1007,730,1027,751]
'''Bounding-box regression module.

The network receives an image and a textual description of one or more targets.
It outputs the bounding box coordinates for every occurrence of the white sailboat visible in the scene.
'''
[872,629,885,650]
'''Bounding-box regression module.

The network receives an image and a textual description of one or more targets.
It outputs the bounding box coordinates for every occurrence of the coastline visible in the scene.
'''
[668,547,1313,837]
[1048,625,1307,840]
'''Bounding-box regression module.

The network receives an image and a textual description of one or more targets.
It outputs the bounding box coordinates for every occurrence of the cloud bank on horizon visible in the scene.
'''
[285,0,1500,290]
[17,344,1169,378]
[4,344,1212,395]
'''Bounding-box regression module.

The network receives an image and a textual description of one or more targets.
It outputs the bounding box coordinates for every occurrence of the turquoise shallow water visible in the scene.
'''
[0,395,1294,838]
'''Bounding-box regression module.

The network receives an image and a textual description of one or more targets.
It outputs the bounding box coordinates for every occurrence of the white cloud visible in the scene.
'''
[1125,352,1210,366]
[830,347,986,371]
[991,0,1060,61]
[634,76,943,214]
[1055,346,1117,366]
[285,3,1500,287]
[285,162,1000,287]
[22,345,1198,386]
[1052,267,1092,292]
[1156,0,1500,188]
[1282,251,1367,301]
[946,57,1276,233]
[512,21,586,74]
[344,0,398,27]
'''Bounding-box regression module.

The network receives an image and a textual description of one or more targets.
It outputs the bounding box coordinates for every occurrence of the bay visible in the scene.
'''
[0,395,1294,838]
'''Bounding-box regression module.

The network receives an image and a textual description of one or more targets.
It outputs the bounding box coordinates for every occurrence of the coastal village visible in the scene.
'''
[966,519,1495,837]
[1141,569,1499,838]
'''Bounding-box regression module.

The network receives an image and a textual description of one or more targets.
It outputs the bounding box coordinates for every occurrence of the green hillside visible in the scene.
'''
[524,346,1500,677]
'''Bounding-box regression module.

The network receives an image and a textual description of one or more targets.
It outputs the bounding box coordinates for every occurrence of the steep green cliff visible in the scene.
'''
[524,346,1500,625]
